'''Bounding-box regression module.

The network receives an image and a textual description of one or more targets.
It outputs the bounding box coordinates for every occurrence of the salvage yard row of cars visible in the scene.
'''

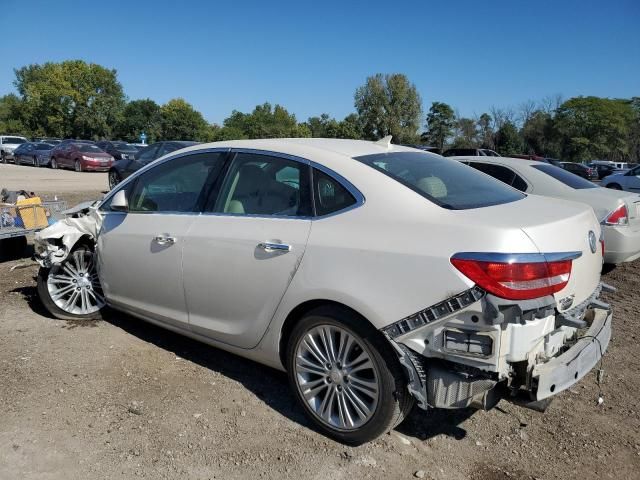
[31,137,627,444]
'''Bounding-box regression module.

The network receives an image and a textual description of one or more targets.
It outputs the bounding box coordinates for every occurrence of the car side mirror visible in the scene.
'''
[110,190,129,212]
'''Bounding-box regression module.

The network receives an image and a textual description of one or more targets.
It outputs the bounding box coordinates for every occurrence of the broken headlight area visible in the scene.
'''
[384,283,614,412]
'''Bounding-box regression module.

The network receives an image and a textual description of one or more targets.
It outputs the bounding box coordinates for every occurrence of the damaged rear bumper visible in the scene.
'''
[384,283,613,412]
[533,308,611,400]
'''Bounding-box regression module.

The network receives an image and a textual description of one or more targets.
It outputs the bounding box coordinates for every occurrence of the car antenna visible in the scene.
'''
[375,135,393,149]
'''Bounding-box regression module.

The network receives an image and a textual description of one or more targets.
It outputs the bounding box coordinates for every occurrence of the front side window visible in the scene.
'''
[36,143,53,150]
[531,164,597,190]
[212,153,311,217]
[127,152,224,213]
[313,169,357,216]
[356,152,525,210]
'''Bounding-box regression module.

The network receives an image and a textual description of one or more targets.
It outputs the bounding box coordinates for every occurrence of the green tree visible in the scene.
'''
[452,117,478,148]
[115,99,162,142]
[0,94,28,135]
[477,113,494,149]
[354,73,422,143]
[422,102,455,151]
[160,98,209,141]
[217,102,309,139]
[521,110,558,156]
[14,60,125,139]
[335,114,363,139]
[494,120,523,155]
[554,96,634,161]
[629,97,640,162]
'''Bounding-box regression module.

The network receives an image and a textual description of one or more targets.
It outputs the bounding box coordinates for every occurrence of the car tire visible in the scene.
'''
[286,305,414,445]
[34,156,39,167]
[108,169,121,190]
[51,158,58,169]
[37,244,105,321]
[74,159,82,172]
[607,183,622,190]
[1,152,6,164]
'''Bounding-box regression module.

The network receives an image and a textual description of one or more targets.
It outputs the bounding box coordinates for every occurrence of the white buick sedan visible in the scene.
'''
[34,139,612,444]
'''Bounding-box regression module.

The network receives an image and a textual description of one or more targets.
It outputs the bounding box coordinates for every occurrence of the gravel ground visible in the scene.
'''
[0,185,639,480]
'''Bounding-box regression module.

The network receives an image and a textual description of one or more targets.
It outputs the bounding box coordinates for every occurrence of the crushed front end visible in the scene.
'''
[383,283,613,411]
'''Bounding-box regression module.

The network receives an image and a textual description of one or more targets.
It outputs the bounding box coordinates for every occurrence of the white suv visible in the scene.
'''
[0,135,28,163]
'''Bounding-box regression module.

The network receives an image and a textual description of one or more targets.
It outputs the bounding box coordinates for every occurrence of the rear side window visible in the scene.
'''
[531,164,597,190]
[356,152,525,210]
[313,169,357,216]
[468,162,528,192]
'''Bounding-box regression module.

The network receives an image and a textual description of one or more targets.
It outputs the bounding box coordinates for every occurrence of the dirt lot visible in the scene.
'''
[0,175,639,479]
[0,163,109,193]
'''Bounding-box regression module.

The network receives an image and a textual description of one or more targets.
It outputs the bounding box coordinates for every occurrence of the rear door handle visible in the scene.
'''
[154,234,176,245]
[258,242,291,252]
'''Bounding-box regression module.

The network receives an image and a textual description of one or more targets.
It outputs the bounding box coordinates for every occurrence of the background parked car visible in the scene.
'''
[13,142,55,167]
[50,142,114,172]
[442,147,500,157]
[96,140,139,161]
[560,162,598,180]
[0,135,28,163]
[108,140,198,188]
[589,163,625,180]
[456,155,640,264]
[33,137,62,145]
[601,164,640,191]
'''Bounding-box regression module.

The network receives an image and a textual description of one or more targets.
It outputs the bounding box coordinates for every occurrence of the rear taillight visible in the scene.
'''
[604,204,628,226]
[451,254,576,300]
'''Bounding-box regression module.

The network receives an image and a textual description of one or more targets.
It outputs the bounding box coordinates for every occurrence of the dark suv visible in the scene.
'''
[108,141,199,189]
[560,162,598,181]
[96,141,139,161]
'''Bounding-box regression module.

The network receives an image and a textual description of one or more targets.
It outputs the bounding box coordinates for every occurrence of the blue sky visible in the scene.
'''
[0,0,638,125]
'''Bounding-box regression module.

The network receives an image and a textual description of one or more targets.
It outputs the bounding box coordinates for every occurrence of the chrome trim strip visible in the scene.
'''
[451,251,582,263]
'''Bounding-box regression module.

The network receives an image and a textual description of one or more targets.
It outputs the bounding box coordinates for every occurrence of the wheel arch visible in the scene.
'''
[278,298,381,370]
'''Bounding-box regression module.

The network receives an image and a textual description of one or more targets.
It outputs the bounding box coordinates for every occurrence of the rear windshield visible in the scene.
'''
[3,137,26,144]
[531,164,597,190]
[355,152,525,209]
[78,144,104,153]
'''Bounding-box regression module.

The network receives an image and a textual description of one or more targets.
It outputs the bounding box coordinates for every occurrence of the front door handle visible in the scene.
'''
[154,234,176,245]
[258,242,291,253]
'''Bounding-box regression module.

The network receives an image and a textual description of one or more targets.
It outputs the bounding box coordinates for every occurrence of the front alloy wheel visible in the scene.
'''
[287,307,414,445]
[37,246,105,321]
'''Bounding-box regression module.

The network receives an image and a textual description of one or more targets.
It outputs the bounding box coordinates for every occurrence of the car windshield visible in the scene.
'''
[78,144,104,153]
[112,142,138,152]
[4,137,26,144]
[531,164,597,189]
[355,152,525,209]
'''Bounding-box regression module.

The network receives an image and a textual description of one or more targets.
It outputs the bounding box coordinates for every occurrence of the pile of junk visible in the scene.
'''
[0,188,67,257]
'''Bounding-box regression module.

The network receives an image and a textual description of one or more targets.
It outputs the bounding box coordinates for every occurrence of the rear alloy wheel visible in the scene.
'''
[74,159,82,172]
[108,169,121,190]
[287,307,414,445]
[51,158,58,169]
[607,183,622,190]
[37,246,105,321]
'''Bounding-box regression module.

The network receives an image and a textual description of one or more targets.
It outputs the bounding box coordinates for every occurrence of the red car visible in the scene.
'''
[50,142,114,172]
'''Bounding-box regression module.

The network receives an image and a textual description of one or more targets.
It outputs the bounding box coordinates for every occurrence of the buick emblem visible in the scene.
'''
[588,231,597,254]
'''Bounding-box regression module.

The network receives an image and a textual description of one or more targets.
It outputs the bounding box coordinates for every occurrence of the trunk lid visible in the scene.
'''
[454,194,602,310]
